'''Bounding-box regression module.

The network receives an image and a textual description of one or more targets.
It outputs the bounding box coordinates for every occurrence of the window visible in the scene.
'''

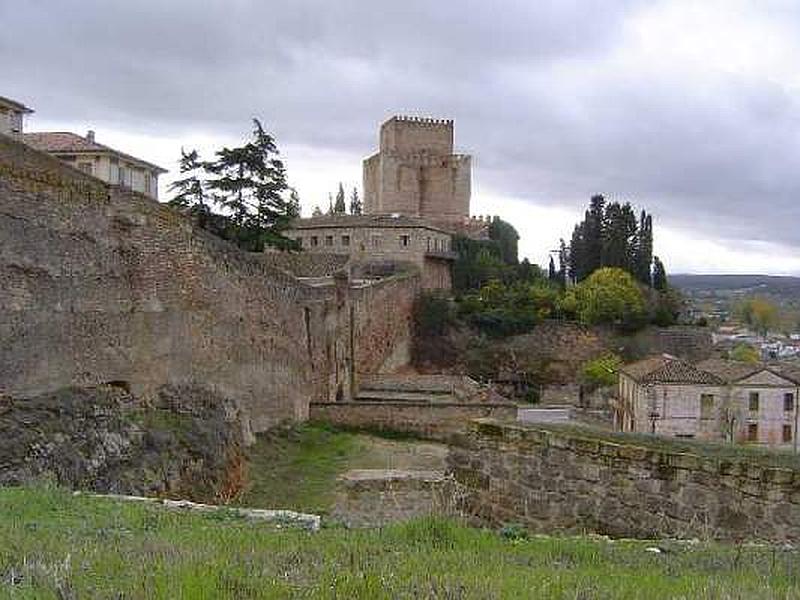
[371,235,381,248]
[325,235,333,247]
[144,174,151,193]
[341,235,350,246]
[310,236,319,247]
[749,392,760,412]
[747,423,759,442]
[785,393,795,412]
[675,433,695,439]
[427,237,431,251]
[700,394,714,420]
[77,162,93,175]
[400,234,410,247]
[783,425,793,443]
[118,166,127,186]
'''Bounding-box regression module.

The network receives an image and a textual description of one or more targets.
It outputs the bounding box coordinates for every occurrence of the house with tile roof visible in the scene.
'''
[23,130,166,199]
[618,355,799,448]
[0,96,33,138]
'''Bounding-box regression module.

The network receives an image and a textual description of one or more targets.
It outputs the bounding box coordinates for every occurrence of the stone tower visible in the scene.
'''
[363,116,471,225]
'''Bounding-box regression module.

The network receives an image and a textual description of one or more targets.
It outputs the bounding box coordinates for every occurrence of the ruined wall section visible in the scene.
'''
[0,134,421,432]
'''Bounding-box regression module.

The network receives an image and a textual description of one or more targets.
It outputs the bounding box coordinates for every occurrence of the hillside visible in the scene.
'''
[2,486,798,599]
[672,274,800,296]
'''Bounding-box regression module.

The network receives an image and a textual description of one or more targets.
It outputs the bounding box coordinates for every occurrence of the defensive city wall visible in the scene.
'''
[0,133,417,434]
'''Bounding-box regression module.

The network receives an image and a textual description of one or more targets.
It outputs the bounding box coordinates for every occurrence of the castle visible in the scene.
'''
[363,116,471,227]
[286,116,480,290]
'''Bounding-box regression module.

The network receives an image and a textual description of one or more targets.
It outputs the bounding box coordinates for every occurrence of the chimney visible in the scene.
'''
[86,130,95,142]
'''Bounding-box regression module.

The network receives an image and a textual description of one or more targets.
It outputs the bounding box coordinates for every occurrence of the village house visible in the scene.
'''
[22,130,166,199]
[617,355,800,449]
[0,96,33,138]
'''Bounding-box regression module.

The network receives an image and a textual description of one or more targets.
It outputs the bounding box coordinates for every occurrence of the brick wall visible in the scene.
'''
[309,401,518,442]
[0,134,419,432]
[449,419,800,542]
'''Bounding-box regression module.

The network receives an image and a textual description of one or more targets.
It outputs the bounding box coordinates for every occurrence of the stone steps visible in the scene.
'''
[355,389,456,403]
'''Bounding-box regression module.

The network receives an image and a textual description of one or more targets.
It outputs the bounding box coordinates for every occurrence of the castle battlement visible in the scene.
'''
[390,115,454,127]
[384,151,471,166]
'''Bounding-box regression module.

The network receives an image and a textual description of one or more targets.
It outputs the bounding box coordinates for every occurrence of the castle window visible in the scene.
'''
[747,423,759,442]
[749,392,759,412]
[785,393,794,412]
[78,162,93,175]
[310,236,318,247]
[783,424,793,443]
[700,394,714,420]
[341,235,350,246]
[325,235,333,246]
[400,234,409,247]
[427,237,431,251]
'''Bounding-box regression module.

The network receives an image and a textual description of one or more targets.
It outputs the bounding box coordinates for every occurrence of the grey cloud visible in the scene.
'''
[2,0,799,254]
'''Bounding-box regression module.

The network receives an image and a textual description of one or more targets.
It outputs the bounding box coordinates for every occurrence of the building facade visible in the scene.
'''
[22,130,166,199]
[617,356,800,449]
[287,214,455,290]
[0,96,33,138]
[363,116,471,227]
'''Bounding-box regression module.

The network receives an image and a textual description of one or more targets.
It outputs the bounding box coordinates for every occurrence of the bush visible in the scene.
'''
[413,292,453,338]
[580,354,622,390]
[572,268,646,330]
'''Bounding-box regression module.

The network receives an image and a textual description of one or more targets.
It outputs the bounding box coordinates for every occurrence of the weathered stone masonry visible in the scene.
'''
[0,133,418,433]
[450,419,800,542]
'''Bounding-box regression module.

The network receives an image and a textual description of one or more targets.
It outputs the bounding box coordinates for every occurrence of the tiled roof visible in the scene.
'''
[0,95,33,113]
[695,359,764,383]
[621,356,724,385]
[290,213,450,233]
[22,131,167,173]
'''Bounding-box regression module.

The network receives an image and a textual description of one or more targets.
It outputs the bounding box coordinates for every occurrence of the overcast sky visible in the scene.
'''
[3,0,800,274]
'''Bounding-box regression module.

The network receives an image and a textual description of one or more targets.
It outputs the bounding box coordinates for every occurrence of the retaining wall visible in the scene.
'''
[449,419,800,542]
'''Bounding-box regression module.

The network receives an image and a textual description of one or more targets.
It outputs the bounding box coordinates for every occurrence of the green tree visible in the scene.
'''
[652,256,668,291]
[349,187,362,214]
[548,255,558,283]
[168,148,207,211]
[287,188,301,219]
[581,354,622,389]
[488,217,520,265]
[572,267,646,329]
[334,182,346,214]
[634,210,653,285]
[730,343,761,364]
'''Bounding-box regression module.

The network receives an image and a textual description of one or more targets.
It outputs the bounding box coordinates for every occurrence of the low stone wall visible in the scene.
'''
[449,419,800,542]
[331,469,457,527]
[309,401,517,442]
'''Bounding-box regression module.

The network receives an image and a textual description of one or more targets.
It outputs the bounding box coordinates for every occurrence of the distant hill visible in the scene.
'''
[671,274,800,295]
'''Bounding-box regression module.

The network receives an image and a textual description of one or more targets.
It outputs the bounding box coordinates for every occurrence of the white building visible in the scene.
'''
[617,356,800,449]
[22,130,166,200]
[0,96,33,137]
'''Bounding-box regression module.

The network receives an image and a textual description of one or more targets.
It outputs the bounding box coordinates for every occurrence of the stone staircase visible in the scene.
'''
[355,375,479,404]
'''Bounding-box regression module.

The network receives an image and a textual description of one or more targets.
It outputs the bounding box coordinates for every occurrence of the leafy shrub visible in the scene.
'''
[580,354,622,390]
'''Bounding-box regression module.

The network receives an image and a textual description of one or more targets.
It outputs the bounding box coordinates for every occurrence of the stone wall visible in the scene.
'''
[309,401,517,442]
[331,469,457,527]
[0,133,419,434]
[449,419,800,542]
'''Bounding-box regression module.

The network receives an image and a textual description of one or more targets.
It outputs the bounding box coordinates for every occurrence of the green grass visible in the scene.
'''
[232,424,363,514]
[1,485,799,599]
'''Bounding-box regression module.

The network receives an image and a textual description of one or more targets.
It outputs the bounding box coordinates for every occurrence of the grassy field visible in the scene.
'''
[233,424,446,514]
[1,485,799,599]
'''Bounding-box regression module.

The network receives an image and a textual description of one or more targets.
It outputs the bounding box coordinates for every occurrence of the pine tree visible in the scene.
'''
[168,148,207,210]
[312,205,323,217]
[652,256,668,291]
[557,238,569,287]
[287,187,301,219]
[349,187,363,214]
[204,118,295,251]
[584,194,605,274]
[334,182,346,214]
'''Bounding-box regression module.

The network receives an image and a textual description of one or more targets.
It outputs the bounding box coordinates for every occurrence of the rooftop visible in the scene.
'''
[620,356,725,385]
[0,95,33,114]
[22,131,166,173]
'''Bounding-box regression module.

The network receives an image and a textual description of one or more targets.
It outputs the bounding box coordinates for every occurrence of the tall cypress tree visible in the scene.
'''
[652,256,668,291]
[634,210,653,286]
[584,194,606,274]
[334,182,346,214]
[349,187,363,214]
